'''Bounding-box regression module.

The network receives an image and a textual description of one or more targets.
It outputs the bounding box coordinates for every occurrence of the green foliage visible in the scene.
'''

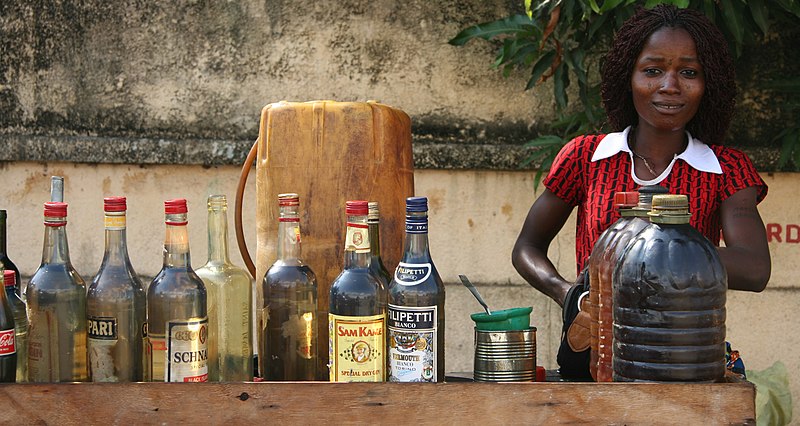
[449,0,800,180]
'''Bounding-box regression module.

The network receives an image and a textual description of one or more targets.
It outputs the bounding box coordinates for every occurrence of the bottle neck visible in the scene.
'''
[276,220,302,261]
[103,211,131,264]
[41,218,71,265]
[206,204,231,264]
[163,214,192,268]
[368,219,382,258]
[402,211,431,260]
[344,213,370,269]
[0,213,7,254]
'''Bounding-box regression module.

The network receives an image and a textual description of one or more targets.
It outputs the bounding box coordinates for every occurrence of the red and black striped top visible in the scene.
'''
[543,133,768,274]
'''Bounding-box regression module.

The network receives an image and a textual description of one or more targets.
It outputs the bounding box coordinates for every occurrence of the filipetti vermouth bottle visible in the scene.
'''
[26,201,88,382]
[145,199,209,383]
[195,195,253,381]
[387,196,445,382]
[3,270,26,382]
[261,193,318,381]
[86,197,146,382]
[329,200,387,382]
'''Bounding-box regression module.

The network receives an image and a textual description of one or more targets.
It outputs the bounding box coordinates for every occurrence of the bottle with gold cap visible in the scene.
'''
[612,194,727,382]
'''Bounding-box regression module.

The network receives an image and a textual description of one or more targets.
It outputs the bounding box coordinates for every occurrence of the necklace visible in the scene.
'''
[631,150,659,176]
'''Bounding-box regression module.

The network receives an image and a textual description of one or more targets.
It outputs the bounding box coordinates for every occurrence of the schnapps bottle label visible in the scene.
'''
[388,304,437,382]
[166,318,209,382]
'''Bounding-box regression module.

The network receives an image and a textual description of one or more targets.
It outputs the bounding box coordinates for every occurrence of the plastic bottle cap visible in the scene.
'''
[345,200,369,215]
[44,201,68,217]
[406,196,428,212]
[3,270,14,287]
[104,196,127,212]
[164,199,188,214]
[278,193,300,206]
[613,191,639,208]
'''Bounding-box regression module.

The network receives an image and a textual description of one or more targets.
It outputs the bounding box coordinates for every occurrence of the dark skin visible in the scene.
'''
[512,27,771,307]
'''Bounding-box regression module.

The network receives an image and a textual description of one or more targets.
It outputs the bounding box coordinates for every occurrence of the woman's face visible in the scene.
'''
[631,27,705,133]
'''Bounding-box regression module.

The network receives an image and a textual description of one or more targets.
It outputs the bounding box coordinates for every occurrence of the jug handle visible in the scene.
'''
[235,138,258,280]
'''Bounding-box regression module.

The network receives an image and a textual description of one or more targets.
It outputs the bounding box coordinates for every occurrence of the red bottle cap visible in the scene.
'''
[44,201,68,217]
[164,199,188,214]
[3,270,14,287]
[345,200,369,215]
[104,196,127,212]
[613,191,639,208]
[278,193,300,206]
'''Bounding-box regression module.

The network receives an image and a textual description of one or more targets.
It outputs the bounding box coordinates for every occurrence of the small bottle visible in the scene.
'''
[387,196,445,382]
[145,199,209,383]
[367,202,391,288]
[4,270,27,382]
[195,195,253,381]
[329,200,387,382]
[26,201,88,382]
[0,210,22,298]
[0,269,17,382]
[86,197,146,382]
[261,193,318,381]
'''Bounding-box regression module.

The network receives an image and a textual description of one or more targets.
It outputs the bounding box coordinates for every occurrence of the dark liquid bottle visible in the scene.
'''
[0,211,21,298]
[367,202,392,290]
[0,269,17,382]
[387,197,445,382]
[4,271,27,382]
[262,193,318,381]
[613,194,727,382]
[328,201,387,382]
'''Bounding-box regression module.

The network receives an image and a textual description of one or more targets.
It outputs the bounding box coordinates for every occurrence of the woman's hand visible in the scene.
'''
[718,186,771,292]
[512,189,575,306]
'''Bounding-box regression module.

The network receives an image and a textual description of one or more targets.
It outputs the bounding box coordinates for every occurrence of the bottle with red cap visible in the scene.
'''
[145,199,209,382]
[328,200,387,382]
[4,270,26,382]
[26,201,88,382]
[0,269,17,382]
[86,197,146,382]
[261,193,318,381]
[0,210,22,299]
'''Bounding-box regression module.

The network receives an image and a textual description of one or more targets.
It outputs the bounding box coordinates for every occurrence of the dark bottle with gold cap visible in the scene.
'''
[612,194,727,382]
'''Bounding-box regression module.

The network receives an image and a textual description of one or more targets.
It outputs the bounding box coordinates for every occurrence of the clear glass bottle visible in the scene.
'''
[26,201,88,382]
[145,199,209,382]
[4,270,27,382]
[367,202,392,288]
[86,197,146,382]
[329,200,387,382]
[195,195,253,382]
[261,193,318,381]
[0,210,22,298]
[387,196,445,382]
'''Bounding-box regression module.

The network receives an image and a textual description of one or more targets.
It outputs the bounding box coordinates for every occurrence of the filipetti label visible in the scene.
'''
[394,262,432,286]
[87,316,119,382]
[387,305,437,382]
[166,318,209,383]
[0,329,16,356]
[328,313,385,382]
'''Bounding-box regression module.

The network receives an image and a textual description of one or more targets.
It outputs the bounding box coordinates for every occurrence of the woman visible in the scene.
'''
[512,5,771,308]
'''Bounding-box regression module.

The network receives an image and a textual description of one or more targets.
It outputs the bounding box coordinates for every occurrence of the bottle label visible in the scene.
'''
[387,305,437,382]
[166,318,209,383]
[328,313,385,382]
[0,328,16,355]
[27,308,57,381]
[87,316,119,382]
[104,215,126,230]
[405,222,428,234]
[344,223,370,254]
[394,262,432,286]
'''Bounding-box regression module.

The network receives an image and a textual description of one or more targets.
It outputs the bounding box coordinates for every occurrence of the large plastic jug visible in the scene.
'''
[235,100,415,378]
[612,194,726,382]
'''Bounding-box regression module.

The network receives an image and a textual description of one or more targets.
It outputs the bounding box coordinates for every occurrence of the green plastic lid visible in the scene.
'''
[470,307,533,331]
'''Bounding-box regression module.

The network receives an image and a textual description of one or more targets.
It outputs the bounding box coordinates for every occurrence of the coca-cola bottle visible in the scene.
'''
[261,193,318,381]
[195,195,253,381]
[4,270,27,382]
[145,199,209,382]
[0,210,21,297]
[87,197,146,382]
[328,200,387,382]
[0,269,17,382]
[26,201,88,382]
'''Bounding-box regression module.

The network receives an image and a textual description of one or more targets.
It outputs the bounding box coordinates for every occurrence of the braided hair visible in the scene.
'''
[600,5,735,146]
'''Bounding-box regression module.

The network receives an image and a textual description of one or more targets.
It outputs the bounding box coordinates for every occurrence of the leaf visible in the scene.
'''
[526,50,557,89]
[748,0,770,34]
[599,0,626,13]
[719,0,744,46]
[588,0,601,14]
[554,65,569,110]
[778,130,795,169]
[448,15,537,46]
[586,11,608,40]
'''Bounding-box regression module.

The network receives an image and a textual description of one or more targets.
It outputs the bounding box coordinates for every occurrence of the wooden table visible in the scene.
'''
[0,380,755,425]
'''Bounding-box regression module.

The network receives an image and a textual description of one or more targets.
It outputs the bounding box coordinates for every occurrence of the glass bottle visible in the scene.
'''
[4,270,27,382]
[0,210,22,298]
[387,196,445,382]
[328,200,387,382]
[261,193,318,381]
[86,196,146,382]
[367,202,391,288]
[26,201,88,382]
[613,194,727,382]
[0,269,17,382]
[195,195,253,382]
[145,199,209,382]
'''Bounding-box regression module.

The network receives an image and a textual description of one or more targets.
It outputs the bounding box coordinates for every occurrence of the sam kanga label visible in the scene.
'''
[166,318,209,383]
[388,305,437,382]
[328,313,385,382]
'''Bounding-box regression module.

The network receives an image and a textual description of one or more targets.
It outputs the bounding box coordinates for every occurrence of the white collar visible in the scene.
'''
[590,126,722,185]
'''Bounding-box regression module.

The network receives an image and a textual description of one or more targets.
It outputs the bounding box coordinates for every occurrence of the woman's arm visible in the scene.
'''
[511,189,576,307]
[718,186,771,292]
